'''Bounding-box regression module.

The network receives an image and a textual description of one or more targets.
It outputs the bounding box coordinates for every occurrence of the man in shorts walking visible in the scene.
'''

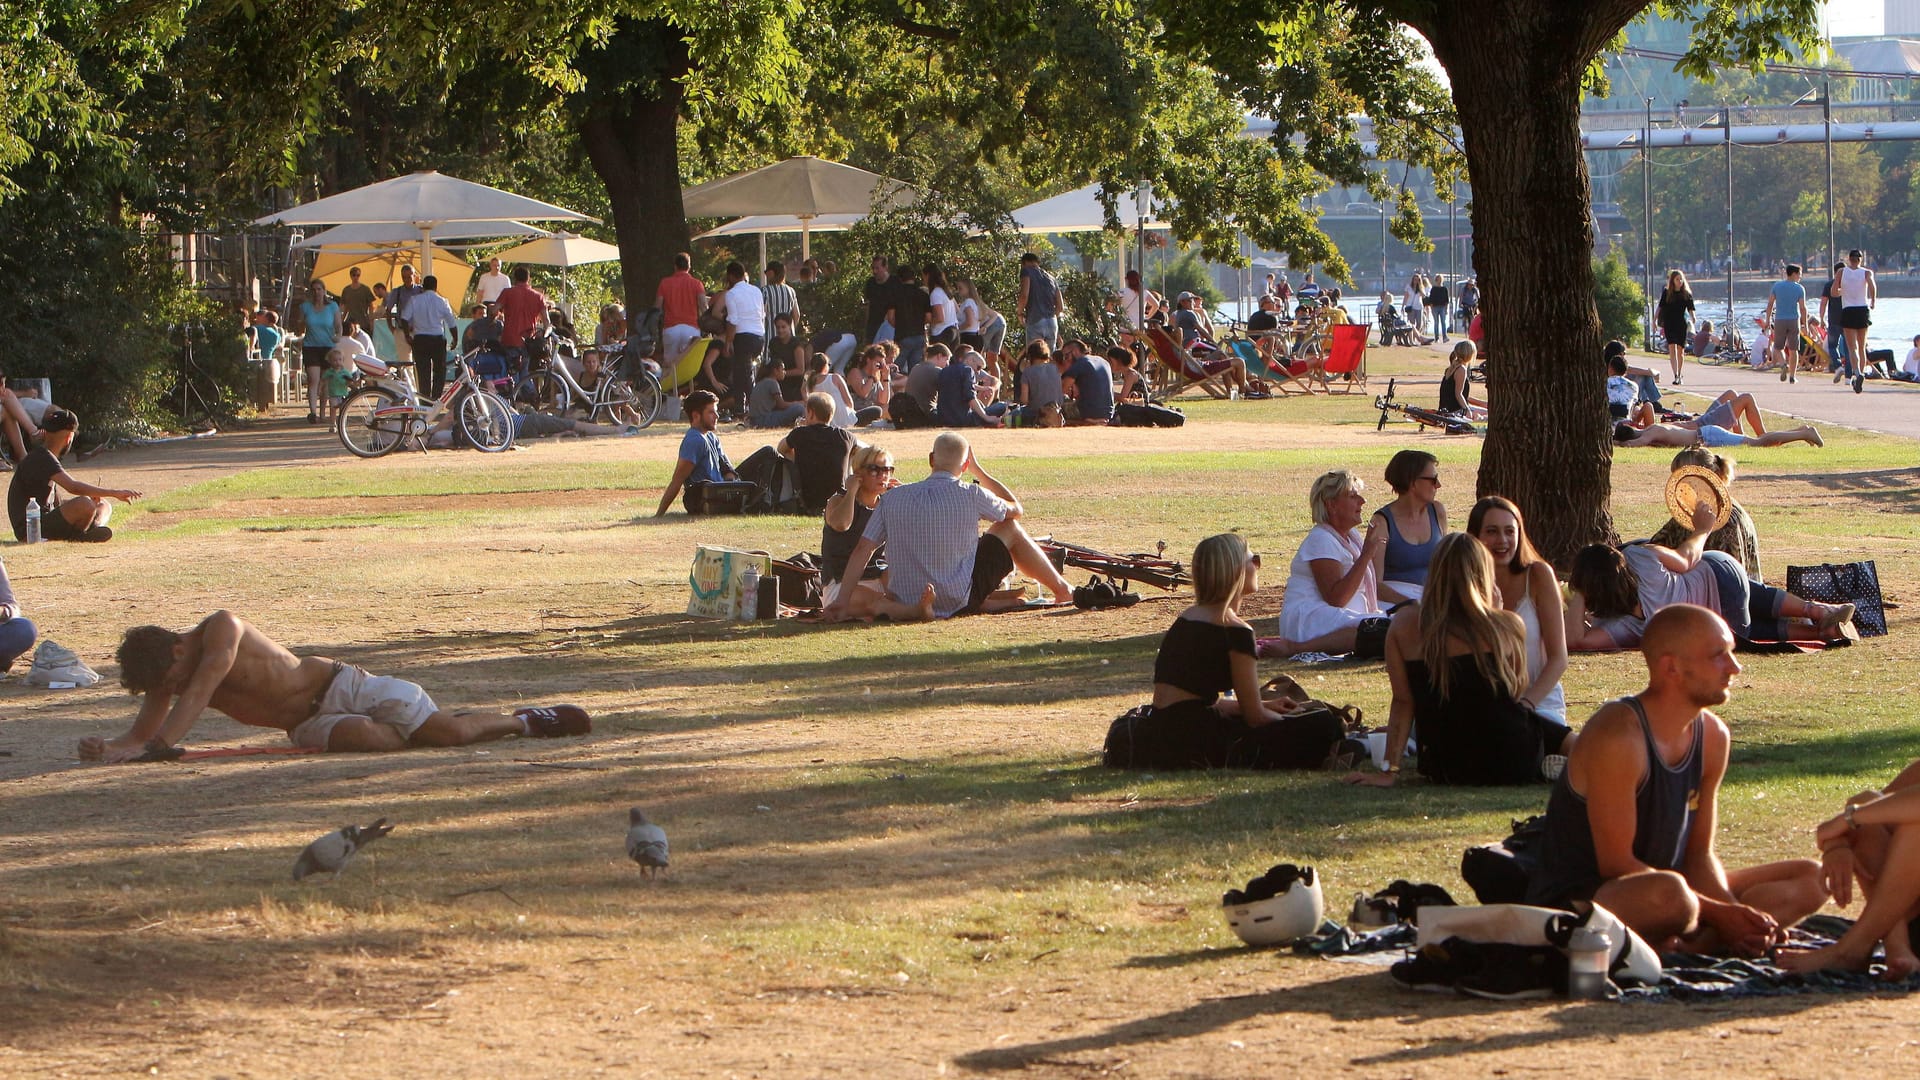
[78,611,589,762]
[1762,264,1809,383]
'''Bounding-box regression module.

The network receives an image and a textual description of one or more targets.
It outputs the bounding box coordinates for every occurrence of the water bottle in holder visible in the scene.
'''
[24,498,40,544]
[738,563,761,621]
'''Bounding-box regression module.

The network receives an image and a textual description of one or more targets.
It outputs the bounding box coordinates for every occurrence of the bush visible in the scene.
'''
[1592,251,1646,347]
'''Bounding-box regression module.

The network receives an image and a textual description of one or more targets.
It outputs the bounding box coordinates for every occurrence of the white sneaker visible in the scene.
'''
[1541,754,1568,781]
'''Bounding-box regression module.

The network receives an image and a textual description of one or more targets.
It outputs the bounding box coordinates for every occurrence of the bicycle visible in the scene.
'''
[336,351,517,458]
[513,329,663,428]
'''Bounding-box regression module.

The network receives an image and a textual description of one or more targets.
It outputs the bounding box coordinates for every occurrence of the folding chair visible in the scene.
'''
[1228,338,1315,396]
[1145,327,1230,400]
[1321,323,1369,395]
[668,337,718,393]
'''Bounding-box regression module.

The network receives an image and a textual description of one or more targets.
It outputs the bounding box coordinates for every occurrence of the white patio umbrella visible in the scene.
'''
[1008,183,1171,234]
[291,219,548,250]
[693,213,866,240]
[681,157,918,261]
[489,232,623,267]
[254,171,596,282]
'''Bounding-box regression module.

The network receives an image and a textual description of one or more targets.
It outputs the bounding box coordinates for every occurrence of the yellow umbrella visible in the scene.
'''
[307,244,476,307]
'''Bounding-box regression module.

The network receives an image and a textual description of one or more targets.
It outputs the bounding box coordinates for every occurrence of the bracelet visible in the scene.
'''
[1845,802,1859,829]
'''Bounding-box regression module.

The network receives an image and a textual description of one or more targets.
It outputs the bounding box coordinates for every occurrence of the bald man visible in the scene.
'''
[1525,604,1827,955]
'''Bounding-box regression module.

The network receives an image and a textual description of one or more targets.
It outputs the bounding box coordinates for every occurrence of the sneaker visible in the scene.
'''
[1789,375,1797,384]
[1854,374,1865,394]
[518,705,591,737]
[1834,370,1845,384]
[1541,754,1568,781]
[79,525,113,543]
[307,411,320,424]
[1673,375,1682,385]
[1780,366,1789,382]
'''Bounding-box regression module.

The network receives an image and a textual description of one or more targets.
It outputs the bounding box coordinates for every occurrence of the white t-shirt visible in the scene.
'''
[957,297,981,333]
[476,271,511,304]
[928,287,957,336]
[1116,287,1144,326]
[1403,286,1424,314]
[1904,347,1920,378]
[1606,375,1639,407]
[1278,524,1382,643]
[725,280,767,333]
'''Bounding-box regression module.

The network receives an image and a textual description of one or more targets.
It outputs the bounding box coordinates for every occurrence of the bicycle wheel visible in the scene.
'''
[337,386,409,458]
[619,372,663,429]
[457,388,517,452]
[520,370,570,416]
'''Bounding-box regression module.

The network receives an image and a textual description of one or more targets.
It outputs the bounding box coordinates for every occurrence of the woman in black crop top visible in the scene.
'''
[1347,533,1570,787]
[1116,533,1344,770]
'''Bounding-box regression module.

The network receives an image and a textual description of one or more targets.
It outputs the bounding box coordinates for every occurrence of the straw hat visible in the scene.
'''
[1665,464,1732,532]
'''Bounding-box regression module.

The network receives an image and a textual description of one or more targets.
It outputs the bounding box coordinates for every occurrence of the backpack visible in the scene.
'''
[734,446,803,514]
[1113,402,1185,427]
[1460,815,1549,905]
[627,306,662,362]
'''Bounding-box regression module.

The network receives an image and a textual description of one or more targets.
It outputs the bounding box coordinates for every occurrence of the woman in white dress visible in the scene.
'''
[1467,495,1567,725]
[805,354,880,427]
[1273,468,1388,656]
[1403,273,1426,333]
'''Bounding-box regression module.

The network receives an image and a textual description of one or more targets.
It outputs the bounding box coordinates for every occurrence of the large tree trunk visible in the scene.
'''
[1420,3,1646,565]
[578,21,693,320]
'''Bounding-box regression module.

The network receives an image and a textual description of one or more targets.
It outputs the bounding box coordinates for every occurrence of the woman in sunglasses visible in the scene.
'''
[820,444,900,618]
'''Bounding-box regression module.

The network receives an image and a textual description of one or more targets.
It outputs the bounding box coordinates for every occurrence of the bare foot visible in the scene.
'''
[914,585,936,622]
[1884,944,1920,980]
[78,735,105,761]
[1776,944,1872,974]
[1254,637,1293,659]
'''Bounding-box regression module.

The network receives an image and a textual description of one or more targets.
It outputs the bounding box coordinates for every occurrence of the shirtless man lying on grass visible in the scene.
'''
[78,610,589,763]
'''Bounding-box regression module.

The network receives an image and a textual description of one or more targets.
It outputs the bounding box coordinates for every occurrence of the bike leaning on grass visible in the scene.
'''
[336,351,517,457]
[513,327,663,428]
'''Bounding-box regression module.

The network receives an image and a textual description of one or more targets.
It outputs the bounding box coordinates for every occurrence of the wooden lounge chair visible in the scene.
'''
[1229,338,1316,396]
[1321,323,1369,395]
[1145,327,1230,400]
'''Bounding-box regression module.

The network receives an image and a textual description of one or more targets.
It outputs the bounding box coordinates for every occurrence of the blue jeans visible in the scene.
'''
[895,335,926,372]
[1025,315,1059,347]
[1826,322,1852,376]
[1631,373,1663,408]
[0,616,36,670]
[1703,550,1788,641]
[1431,306,1450,340]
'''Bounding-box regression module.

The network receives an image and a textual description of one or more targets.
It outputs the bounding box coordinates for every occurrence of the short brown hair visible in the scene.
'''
[117,625,181,695]
[1383,449,1438,495]
[684,389,719,416]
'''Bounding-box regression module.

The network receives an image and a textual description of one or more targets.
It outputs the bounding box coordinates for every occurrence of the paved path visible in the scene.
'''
[1661,356,1920,441]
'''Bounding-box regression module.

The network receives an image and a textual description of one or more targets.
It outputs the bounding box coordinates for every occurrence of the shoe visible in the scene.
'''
[1835,370,1845,384]
[1541,754,1568,782]
[79,525,112,543]
[1854,375,1865,394]
[1816,602,1857,636]
[1790,375,1797,383]
[1779,366,1788,381]
[1673,375,1682,385]
[307,411,320,424]
[518,705,591,737]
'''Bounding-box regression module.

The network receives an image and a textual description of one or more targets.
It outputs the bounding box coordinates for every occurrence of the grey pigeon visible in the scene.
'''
[626,808,669,876]
[292,818,395,882]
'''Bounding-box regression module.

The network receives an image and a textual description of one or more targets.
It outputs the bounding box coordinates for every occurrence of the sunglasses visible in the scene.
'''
[864,464,895,475]
[1419,474,1440,484]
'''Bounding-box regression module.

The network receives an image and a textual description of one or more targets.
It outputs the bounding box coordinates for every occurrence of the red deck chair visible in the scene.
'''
[1144,327,1230,400]
[1321,323,1369,395]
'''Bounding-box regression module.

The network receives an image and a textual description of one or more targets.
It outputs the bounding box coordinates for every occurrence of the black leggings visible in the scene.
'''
[1109,699,1345,771]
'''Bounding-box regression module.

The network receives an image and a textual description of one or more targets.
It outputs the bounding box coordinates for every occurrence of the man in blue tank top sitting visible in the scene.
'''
[1525,604,1827,955]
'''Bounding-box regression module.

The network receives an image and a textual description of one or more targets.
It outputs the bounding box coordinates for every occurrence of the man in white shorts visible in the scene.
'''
[77,611,588,762]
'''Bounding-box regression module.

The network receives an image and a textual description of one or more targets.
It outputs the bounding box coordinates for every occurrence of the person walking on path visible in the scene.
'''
[1657,270,1695,385]
[1837,250,1877,394]
[1763,264,1809,384]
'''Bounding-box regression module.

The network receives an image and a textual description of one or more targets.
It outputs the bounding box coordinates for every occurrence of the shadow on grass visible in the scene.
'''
[1731,723,1920,779]
[951,966,1830,1072]
[1747,466,1920,511]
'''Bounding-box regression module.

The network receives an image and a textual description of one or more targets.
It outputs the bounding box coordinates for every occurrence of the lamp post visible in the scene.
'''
[1795,81,1837,280]
[1379,202,1388,297]
[1721,107,1734,328]
[1134,182,1151,334]
[1644,97,1655,351]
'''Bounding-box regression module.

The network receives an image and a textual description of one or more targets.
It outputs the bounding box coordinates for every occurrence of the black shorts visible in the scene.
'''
[1608,402,1630,420]
[961,533,1015,614]
[1841,305,1871,331]
[302,345,332,371]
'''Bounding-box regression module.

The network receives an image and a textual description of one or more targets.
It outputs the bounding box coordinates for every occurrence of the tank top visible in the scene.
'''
[821,498,879,584]
[1379,503,1441,586]
[813,374,858,427]
[1512,583,1566,720]
[1405,654,1542,785]
[1527,696,1704,903]
[1439,367,1465,412]
[1840,265,1871,308]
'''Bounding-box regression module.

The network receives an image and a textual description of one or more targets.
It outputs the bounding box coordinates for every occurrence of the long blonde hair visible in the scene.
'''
[1191,533,1251,608]
[1418,533,1529,701]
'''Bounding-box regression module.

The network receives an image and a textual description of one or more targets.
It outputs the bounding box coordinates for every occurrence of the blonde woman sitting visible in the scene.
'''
[1270,468,1388,657]
[1347,534,1572,788]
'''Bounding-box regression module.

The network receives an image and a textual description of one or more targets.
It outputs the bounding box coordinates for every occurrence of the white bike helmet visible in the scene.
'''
[1224,865,1325,946]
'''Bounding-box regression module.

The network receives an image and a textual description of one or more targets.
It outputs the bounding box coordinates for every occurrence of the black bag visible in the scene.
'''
[627,306,662,362]
[1353,615,1392,660]
[683,480,757,516]
[888,394,936,429]
[1786,560,1887,637]
[772,554,823,611]
[1102,705,1159,768]
[734,446,803,514]
[1460,815,1549,905]
[1113,402,1185,427]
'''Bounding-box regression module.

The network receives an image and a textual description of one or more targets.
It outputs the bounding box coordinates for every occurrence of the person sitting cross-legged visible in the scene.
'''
[78,611,590,762]
[8,409,140,543]
[823,432,1073,622]
[747,357,806,428]
[777,393,858,514]
[1524,604,1827,955]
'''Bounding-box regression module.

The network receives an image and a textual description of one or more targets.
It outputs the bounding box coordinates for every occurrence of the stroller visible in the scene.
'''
[1376,303,1421,347]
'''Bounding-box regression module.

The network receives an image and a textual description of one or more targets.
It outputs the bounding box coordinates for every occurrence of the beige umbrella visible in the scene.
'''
[291,220,548,250]
[490,232,623,267]
[255,171,595,283]
[681,157,918,261]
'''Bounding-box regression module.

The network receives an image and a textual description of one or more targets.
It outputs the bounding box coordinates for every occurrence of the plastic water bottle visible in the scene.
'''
[1566,926,1612,999]
[738,564,760,621]
[24,498,40,545]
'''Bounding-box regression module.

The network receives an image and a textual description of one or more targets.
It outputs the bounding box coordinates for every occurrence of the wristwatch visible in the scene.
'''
[1845,802,1859,829]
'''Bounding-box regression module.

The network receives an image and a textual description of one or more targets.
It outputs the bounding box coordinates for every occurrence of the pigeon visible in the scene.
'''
[292,818,395,882]
[626,808,669,877]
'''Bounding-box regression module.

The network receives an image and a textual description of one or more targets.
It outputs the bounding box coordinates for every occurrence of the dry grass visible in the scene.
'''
[4,361,1920,1077]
